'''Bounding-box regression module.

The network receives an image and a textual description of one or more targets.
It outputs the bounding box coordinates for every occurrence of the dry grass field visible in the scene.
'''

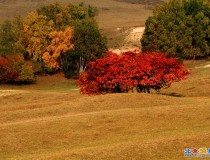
[0,60,210,160]
[1,0,210,160]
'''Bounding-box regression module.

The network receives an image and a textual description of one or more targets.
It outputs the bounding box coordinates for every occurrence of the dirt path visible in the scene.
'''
[109,27,145,54]
[0,90,28,97]
[0,108,135,127]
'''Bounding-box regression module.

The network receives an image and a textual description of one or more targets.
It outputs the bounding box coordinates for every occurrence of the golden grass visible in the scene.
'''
[162,60,210,97]
[0,61,210,159]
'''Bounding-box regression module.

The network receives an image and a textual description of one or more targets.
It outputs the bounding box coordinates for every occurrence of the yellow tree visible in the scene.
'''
[22,11,54,61]
[42,27,74,71]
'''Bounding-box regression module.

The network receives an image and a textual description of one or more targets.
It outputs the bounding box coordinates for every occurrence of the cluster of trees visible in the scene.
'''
[78,51,189,94]
[141,0,210,59]
[1,1,196,95]
[0,2,107,83]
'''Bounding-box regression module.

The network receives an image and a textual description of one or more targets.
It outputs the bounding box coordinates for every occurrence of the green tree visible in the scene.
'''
[62,19,107,77]
[37,3,70,31]
[37,2,97,30]
[72,19,107,74]
[141,0,210,59]
[0,16,24,56]
[61,50,80,78]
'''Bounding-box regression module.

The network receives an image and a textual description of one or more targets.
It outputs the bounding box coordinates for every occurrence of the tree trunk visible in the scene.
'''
[79,56,86,74]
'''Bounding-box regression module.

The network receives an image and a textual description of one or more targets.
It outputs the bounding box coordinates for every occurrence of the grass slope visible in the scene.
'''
[0,0,153,29]
[0,1,210,159]
[0,0,154,48]
[0,61,210,160]
[0,92,210,160]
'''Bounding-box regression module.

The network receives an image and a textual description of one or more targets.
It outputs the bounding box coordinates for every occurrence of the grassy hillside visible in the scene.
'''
[0,60,210,160]
[0,0,155,48]
[0,1,210,159]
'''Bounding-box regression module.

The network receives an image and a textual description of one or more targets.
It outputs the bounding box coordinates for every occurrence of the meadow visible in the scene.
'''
[0,0,210,160]
[0,60,210,159]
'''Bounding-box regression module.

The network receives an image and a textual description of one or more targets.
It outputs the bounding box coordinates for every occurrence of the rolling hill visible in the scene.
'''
[0,0,210,159]
[0,60,210,160]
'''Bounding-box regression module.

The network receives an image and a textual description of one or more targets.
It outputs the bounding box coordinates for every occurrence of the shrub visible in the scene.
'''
[78,51,189,94]
[0,56,10,82]
[18,63,35,83]
[141,0,210,59]
[32,61,45,75]
[0,54,35,84]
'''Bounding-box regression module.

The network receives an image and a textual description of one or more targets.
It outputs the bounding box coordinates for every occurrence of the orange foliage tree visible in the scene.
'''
[22,11,54,61]
[42,27,74,71]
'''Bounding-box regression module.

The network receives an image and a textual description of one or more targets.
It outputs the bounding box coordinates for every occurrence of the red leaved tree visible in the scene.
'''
[78,51,189,94]
[0,54,35,83]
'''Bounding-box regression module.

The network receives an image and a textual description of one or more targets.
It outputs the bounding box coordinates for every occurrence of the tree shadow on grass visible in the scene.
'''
[159,92,185,97]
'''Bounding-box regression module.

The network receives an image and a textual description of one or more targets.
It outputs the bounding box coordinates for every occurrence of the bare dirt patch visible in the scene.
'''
[204,64,210,68]
[125,27,145,46]
[195,62,210,68]
[109,27,145,54]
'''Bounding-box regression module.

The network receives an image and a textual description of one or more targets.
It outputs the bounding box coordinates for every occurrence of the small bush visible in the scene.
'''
[78,51,189,94]
[32,61,45,75]
[0,54,35,84]
[0,56,11,82]
[18,63,35,83]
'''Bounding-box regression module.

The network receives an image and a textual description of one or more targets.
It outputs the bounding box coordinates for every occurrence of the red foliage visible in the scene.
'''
[78,51,190,94]
[0,54,35,83]
[0,56,9,82]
